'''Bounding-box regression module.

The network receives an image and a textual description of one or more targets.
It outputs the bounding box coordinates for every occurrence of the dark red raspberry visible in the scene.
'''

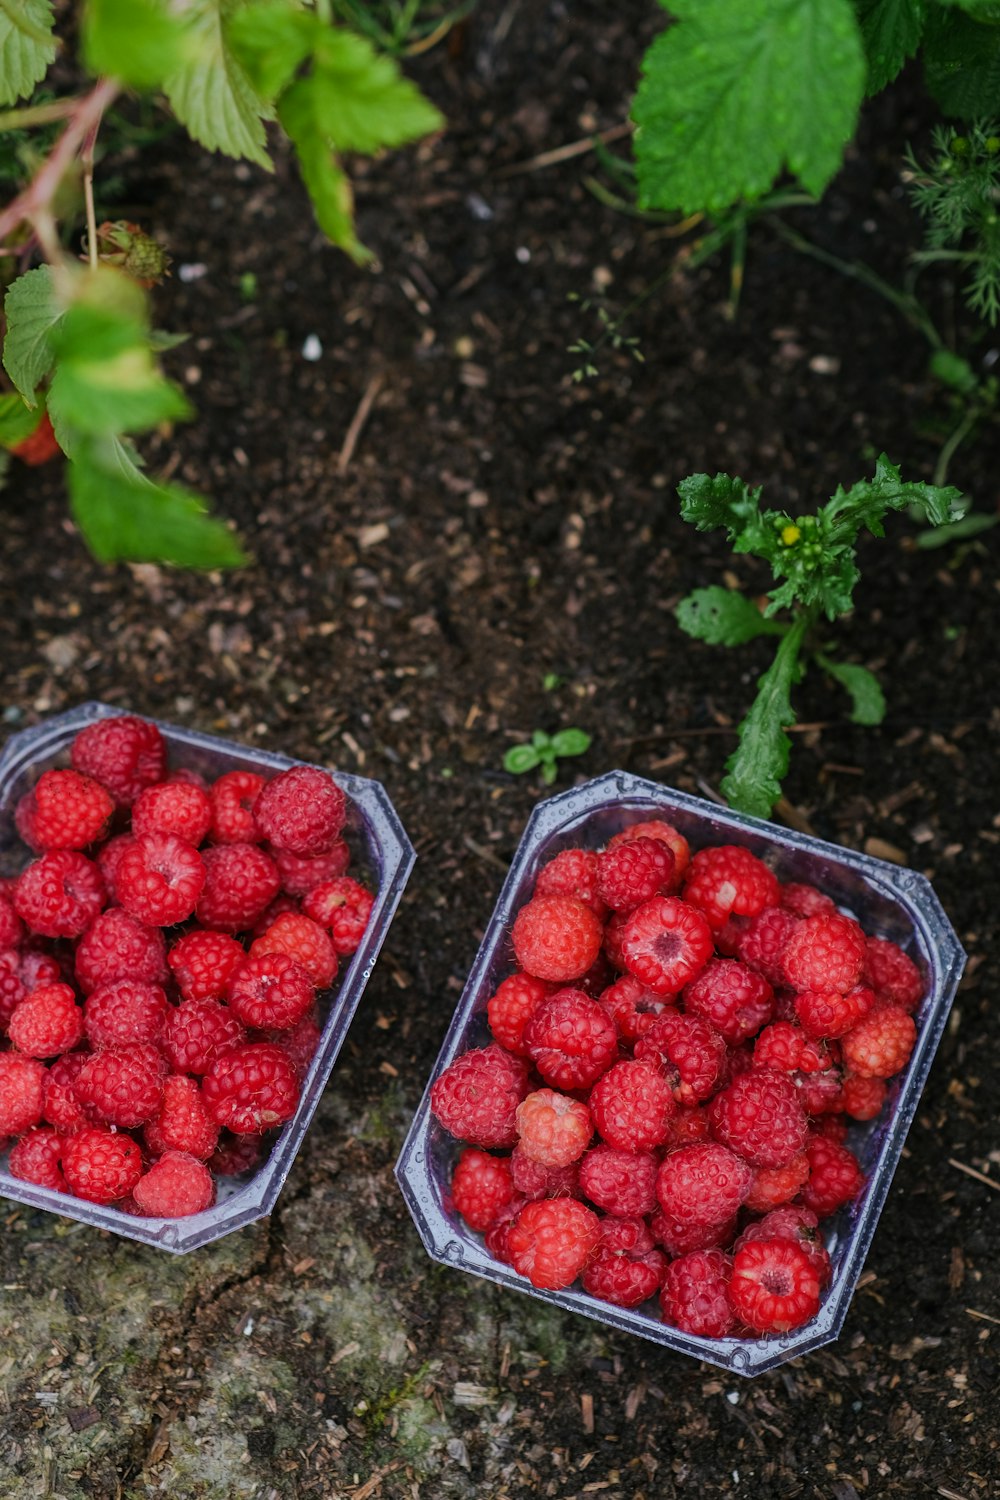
[42,1050,89,1131]
[753,1021,829,1075]
[660,1249,735,1337]
[598,974,672,1042]
[523,989,618,1090]
[74,908,167,995]
[841,1005,916,1079]
[534,848,607,916]
[209,1131,263,1176]
[271,841,350,897]
[483,1197,527,1264]
[515,1087,592,1167]
[602,909,630,971]
[227,952,314,1031]
[792,1065,844,1116]
[608,819,690,881]
[683,959,774,1045]
[651,1208,736,1257]
[714,912,751,957]
[95,833,133,902]
[656,1142,752,1228]
[116,834,206,927]
[9,982,84,1057]
[794,983,875,1040]
[736,1204,832,1286]
[163,998,246,1075]
[589,1058,677,1151]
[450,1147,515,1231]
[620,897,714,995]
[132,781,212,846]
[0,1052,46,1134]
[736,906,802,987]
[196,843,280,931]
[145,1074,219,1159]
[16,769,114,852]
[683,845,779,930]
[430,1044,529,1149]
[799,1137,865,1216]
[168,929,247,1003]
[634,1012,727,1105]
[76,1044,164,1127]
[508,1198,601,1289]
[596,837,675,913]
[487,972,553,1055]
[0,888,23,950]
[863,937,924,1011]
[84,979,169,1049]
[208,770,265,843]
[250,912,337,988]
[250,894,301,938]
[744,1152,811,1213]
[729,1237,822,1332]
[582,1217,668,1308]
[134,1151,215,1217]
[782,913,866,995]
[14,851,106,938]
[9,1127,66,1190]
[709,1070,809,1169]
[840,1073,887,1120]
[268,1009,322,1081]
[62,1126,143,1203]
[578,1143,658,1217]
[202,1042,301,1133]
[780,882,837,919]
[671,1104,711,1146]
[512,895,603,983]
[509,1145,580,1201]
[71,715,166,807]
[253,766,347,856]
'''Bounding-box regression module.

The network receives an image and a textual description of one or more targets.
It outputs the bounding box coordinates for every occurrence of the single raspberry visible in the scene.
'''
[9,982,84,1057]
[13,850,106,939]
[62,1126,143,1203]
[683,959,774,1045]
[226,952,314,1031]
[534,848,607,916]
[792,1066,844,1116]
[656,1142,753,1228]
[250,912,337,989]
[683,845,779,930]
[71,715,166,807]
[208,770,266,844]
[729,1238,822,1332]
[95,833,134,902]
[582,1217,668,1308]
[744,1152,811,1213]
[487,972,553,1055]
[0,888,23,949]
[268,1009,322,1081]
[800,1136,865,1216]
[597,974,672,1042]
[511,895,603,984]
[515,1087,592,1167]
[840,1073,887,1120]
[671,1105,711,1146]
[709,1070,809,1169]
[794,984,875,1040]
[74,908,167,995]
[782,913,866,995]
[484,1196,528,1264]
[134,1151,215,1217]
[84,979,169,1049]
[15,769,114,852]
[753,1021,830,1075]
[841,1005,916,1079]
[209,1131,263,1176]
[507,1198,601,1289]
[196,843,280,931]
[163,998,246,1075]
[42,1050,89,1131]
[596,837,676,913]
[509,1145,580,1202]
[0,949,51,1031]
[202,1042,301,1132]
[132,781,212,846]
[450,1147,515,1231]
[780,882,837,919]
[863,937,924,1011]
[168,929,247,1003]
[430,1045,529,1149]
[523,989,618,1090]
[634,1012,727,1105]
[9,1127,66,1191]
[736,1204,831,1286]
[253,766,347,856]
[76,1045,164,1127]
[0,1052,46,1134]
[590,1059,677,1151]
[144,1074,219,1159]
[607,819,690,881]
[620,897,714,995]
[651,1208,737,1257]
[659,1249,735,1337]
[11,410,59,465]
[116,834,206,927]
[736,906,802,987]
[271,841,350,897]
[578,1144,658,1217]
[602,909,630,971]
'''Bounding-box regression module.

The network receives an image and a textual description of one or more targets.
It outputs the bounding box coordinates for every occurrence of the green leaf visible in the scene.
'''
[854,0,926,94]
[676,586,787,645]
[68,435,247,569]
[278,78,370,262]
[924,6,1000,117]
[540,759,558,785]
[3,265,63,406]
[914,510,998,546]
[0,0,57,107]
[81,0,192,89]
[503,744,541,774]
[226,0,316,102]
[930,347,979,394]
[531,729,552,751]
[824,452,965,533]
[549,728,591,758]
[720,617,808,819]
[164,0,273,168]
[310,27,444,154]
[0,391,45,449]
[633,0,866,215]
[816,654,886,724]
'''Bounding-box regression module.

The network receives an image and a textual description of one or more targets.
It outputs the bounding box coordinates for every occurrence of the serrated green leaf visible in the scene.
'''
[676,586,787,645]
[0,0,56,107]
[825,452,965,532]
[549,728,591,758]
[164,0,272,168]
[816,655,886,724]
[504,744,541,774]
[924,7,1000,116]
[854,0,926,94]
[310,27,443,153]
[81,0,191,89]
[720,617,808,819]
[226,0,316,102]
[935,0,1000,20]
[0,391,45,449]
[3,266,63,406]
[278,77,370,261]
[633,0,866,215]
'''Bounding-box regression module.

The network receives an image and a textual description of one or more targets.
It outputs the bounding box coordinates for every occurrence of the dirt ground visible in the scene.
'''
[1,2,998,1496]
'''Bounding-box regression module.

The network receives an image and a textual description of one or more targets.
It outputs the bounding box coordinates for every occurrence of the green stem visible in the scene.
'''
[933,403,982,486]
[0,99,80,133]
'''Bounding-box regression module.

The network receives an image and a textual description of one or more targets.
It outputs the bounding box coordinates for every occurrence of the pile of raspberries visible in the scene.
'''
[430,821,923,1338]
[0,715,373,1219]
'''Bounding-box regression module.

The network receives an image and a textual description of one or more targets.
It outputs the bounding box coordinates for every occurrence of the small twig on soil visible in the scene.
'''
[948,1157,1000,1191]
[965,1307,1000,1327]
[462,835,509,873]
[938,1486,973,1500]
[337,373,384,475]
[496,121,633,179]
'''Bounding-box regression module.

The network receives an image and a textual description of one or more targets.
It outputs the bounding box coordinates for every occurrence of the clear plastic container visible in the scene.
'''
[0,702,415,1253]
[395,770,966,1376]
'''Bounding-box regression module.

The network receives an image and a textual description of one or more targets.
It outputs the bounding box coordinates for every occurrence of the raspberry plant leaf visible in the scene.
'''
[0,0,57,107]
[924,6,1000,116]
[81,0,192,90]
[278,81,369,263]
[163,0,273,169]
[676,587,788,646]
[0,391,46,449]
[225,0,317,102]
[854,0,927,94]
[3,266,64,406]
[720,617,808,820]
[308,27,444,154]
[816,656,887,725]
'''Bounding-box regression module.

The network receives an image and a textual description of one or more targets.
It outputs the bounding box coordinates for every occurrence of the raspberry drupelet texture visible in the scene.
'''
[250,911,337,989]
[709,1070,809,1169]
[799,1136,865,1216]
[168,929,247,1003]
[729,1237,822,1332]
[840,1005,916,1079]
[132,781,213,846]
[84,978,168,1049]
[163,998,246,1075]
[208,770,265,844]
[507,1198,601,1289]
[659,1249,735,1337]
[582,1217,668,1308]
[487,972,553,1054]
[515,1088,592,1167]
[780,883,837,919]
[840,1073,887,1120]
[523,989,618,1090]
[683,959,774,1045]
[512,895,603,983]
[753,1021,829,1075]
[683,845,780,930]
[42,1051,88,1131]
[450,1147,515,1230]
[736,906,802,987]
[0,888,23,950]
[195,843,280,931]
[743,1152,811,1213]
[650,1207,737,1257]
[253,766,347,856]
[75,908,167,994]
[9,982,84,1057]
[782,913,867,995]
[534,848,607,916]
[116,834,206,927]
[226,952,315,1031]
[597,973,671,1042]
[736,1204,832,1286]
[509,1145,580,1201]
[863,937,923,1011]
[0,1052,46,1135]
[202,1041,301,1133]
[430,1044,529,1149]
[596,836,676,913]
[620,897,714,995]
[71,715,166,807]
[145,1074,219,1159]
[578,1144,659,1218]
[794,984,876,1040]
[95,834,132,903]
[272,841,351,897]
[16,769,114,852]
[134,1152,215,1217]
[62,1126,144,1203]
[656,1142,753,1228]
[76,1044,165,1128]
[9,1127,66,1190]
[14,850,106,939]
[607,820,690,882]
[634,1011,727,1105]
[589,1059,677,1152]
[302,877,373,957]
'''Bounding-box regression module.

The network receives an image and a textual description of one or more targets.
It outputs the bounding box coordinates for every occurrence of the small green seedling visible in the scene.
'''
[503,729,592,786]
[675,456,965,819]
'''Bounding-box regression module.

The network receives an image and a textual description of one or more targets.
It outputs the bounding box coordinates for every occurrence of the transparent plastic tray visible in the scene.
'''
[396,770,965,1376]
[0,702,415,1253]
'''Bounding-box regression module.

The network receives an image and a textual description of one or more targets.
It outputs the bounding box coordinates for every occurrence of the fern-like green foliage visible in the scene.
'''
[907,120,1000,324]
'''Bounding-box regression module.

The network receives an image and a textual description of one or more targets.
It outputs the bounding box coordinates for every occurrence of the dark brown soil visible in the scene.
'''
[1,3,999,1497]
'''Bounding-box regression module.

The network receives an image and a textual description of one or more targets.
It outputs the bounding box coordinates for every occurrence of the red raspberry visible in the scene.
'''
[196,843,280,931]
[608,819,690,881]
[534,848,607,916]
[799,1136,865,1216]
[163,998,246,1075]
[651,1208,737,1257]
[0,1052,46,1134]
[134,1151,215,1217]
[167,768,208,791]
[602,909,630,970]
[508,1198,601,1289]
[753,1021,829,1075]
[620,897,714,995]
[268,1009,322,1081]
[509,1145,580,1202]
[634,1012,727,1105]
[14,850,106,938]
[671,1104,711,1146]
[250,894,301,938]
[596,837,675,913]
[782,913,866,995]
[709,1070,809,1169]
[250,912,337,989]
[841,1005,916,1079]
[71,715,166,807]
[132,781,212,846]
[597,974,672,1042]
[683,959,774,1045]
[95,832,134,902]
[11,410,59,464]
[168,930,247,1003]
[62,1126,143,1203]
[15,769,114,852]
[76,1045,164,1127]
[780,882,837,919]
[0,888,23,949]
[582,1217,668,1308]
[9,1127,66,1190]
[793,1066,844,1116]
[271,841,350,897]
[208,770,265,843]
[659,1249,735,1337]
[863,937,923,1011]
[209,1131,263,1176]
[450,1147,515,1231]
[430,1045,528,1149]
[202,1042,301,1133]
[578,1144,658,1217]
[590,1058,676,1151]
[484,1196,528,1264]
[736,906,802,987]
[656,1142,752,1227]
[683,845,779,930]
[487,972,553,1054]
[116,834,206,927]
[515,1087,592,1167]
[84,979,169,1049]
[511,895,603,983]
[523,989,617,1090]
[253,766,347,856]
[714,912,751,957]
[227,952,314,1031]
[9,982,84,1057]
[794,983,875,1040]
[144,1074,219,1159]
[736,1204,831,1286]
[744,1152,811,1213]
[840,1073,887,1120]
[729,1238,821,1332]
[42,1050,89,1130]
[74,908,167,995]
